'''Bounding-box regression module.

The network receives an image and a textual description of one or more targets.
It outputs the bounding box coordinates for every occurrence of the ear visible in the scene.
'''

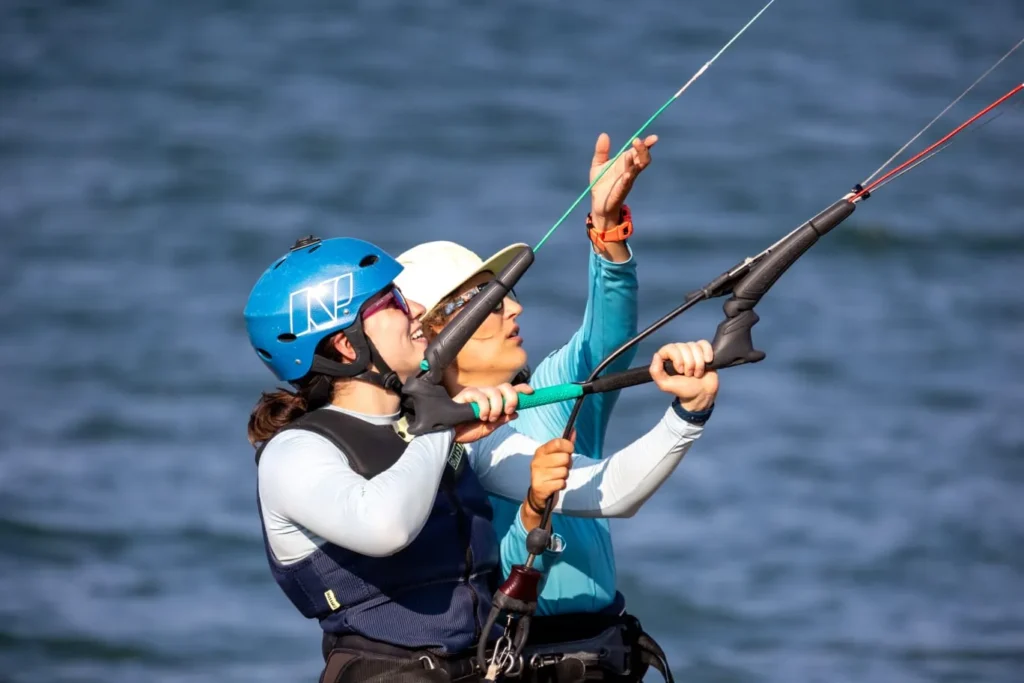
[331,332,357,362]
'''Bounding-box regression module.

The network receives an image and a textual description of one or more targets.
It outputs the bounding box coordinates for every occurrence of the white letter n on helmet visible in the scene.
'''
[288,273,355,336]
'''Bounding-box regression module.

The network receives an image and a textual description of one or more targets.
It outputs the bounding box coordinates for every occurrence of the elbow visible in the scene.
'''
[363,531,414,558]
[359,513,417,557]
[601,499,641,519]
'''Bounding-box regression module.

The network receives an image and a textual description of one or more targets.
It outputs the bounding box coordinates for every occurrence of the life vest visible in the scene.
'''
[255,408,500,655]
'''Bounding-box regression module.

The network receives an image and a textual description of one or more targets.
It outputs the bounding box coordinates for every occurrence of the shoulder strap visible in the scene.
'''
[395,414,468,486]
[255,409,466,482]
[254,409,407,477]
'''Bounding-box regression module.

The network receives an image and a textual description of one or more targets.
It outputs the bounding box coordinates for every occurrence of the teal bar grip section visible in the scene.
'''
[519,384,584,409]
[470,383,584,417]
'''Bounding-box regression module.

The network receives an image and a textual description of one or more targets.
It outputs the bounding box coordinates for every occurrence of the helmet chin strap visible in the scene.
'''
[306,320,404,396]
[511,364,531,386]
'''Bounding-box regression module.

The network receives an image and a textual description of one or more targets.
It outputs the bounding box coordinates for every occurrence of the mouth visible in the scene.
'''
[411,327,427,345]
[507,326,522,344]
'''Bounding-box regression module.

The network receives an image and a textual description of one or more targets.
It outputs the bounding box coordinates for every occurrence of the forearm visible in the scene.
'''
[470,405,710,519]
[514,250,636,451]
[586,245,638,367]
[557,402,712,518]
[575,246,639,453]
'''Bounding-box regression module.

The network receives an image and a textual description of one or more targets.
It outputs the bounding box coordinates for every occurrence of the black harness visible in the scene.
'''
[317,605,673,683]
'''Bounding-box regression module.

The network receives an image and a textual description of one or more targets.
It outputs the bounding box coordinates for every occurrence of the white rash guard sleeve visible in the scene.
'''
[466,402,705,518]
[257,406,454,563]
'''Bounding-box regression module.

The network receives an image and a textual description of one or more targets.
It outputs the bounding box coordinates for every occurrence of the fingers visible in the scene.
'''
[631,137,651,172]
[531,438,574,498]
[682,340,713,376]
[534,438,574,473]
[618,136,655,184]
[452,383,533,427]
[535,438,574,457]
[696,339,714,365]
[622,135,655,174]
[589,133,656,220]
[592,132,611,167]
[452,387,485,416]
[483,385,507,420]
[496,383,519,416]
[621,147,637,177]
[690,342,705,378]
[648,340,720,408]
[534,470,569,493]
[658,342,694,376]
[534,460,571,481]
[650,351,668,382]
[596,133,657,175]
[454,386,504,421]
[656,341,715,377]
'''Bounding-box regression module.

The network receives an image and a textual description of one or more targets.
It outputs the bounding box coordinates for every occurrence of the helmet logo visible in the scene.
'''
[289,273,354,336]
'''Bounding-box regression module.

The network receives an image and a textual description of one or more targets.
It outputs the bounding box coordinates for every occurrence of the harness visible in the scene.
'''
[318,603,673,683]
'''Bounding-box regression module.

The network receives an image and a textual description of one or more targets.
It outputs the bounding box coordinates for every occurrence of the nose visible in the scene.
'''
[407,298,426,319]
[504,296,522,318]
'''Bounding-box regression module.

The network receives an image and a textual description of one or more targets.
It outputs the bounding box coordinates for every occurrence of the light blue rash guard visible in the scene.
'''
[492,247,639,616]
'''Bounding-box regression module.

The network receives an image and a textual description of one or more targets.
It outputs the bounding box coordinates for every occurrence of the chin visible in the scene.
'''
[484,349,529,385]
[506,347,528,372]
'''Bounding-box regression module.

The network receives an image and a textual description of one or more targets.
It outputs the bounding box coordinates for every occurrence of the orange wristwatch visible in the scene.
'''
[585,204,633,251]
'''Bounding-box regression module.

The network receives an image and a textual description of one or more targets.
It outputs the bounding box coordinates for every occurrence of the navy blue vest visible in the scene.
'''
[255,409,500,654]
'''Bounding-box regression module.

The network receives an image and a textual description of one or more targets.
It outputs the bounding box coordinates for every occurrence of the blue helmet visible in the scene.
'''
[244,236,403,383]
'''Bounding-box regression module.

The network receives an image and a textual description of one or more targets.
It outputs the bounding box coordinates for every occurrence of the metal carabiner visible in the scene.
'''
[504,653,524,678]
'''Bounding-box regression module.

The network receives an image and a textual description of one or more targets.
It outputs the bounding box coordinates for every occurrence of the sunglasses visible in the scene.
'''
[440,282,517,318]
[362,285,411,320]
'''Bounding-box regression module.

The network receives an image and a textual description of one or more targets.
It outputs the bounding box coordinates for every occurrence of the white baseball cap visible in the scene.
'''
[393,240,530,320]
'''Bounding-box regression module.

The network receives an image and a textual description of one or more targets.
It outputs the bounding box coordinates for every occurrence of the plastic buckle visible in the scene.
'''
[586,204,633,250]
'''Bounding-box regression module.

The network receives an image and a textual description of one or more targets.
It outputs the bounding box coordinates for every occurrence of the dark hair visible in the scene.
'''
[421,292,457,338]
[247,334,346,448]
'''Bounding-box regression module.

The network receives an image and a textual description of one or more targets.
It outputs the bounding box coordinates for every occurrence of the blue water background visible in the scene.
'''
[2,1,1023,681]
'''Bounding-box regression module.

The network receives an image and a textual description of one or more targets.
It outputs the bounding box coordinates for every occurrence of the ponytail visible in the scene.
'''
[248,336,344,447]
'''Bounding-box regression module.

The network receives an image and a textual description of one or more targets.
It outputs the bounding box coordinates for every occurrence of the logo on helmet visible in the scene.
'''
[289,273,355,337]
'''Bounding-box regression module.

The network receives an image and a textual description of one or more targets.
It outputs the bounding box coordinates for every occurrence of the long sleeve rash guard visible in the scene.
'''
[258,402,704,564]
